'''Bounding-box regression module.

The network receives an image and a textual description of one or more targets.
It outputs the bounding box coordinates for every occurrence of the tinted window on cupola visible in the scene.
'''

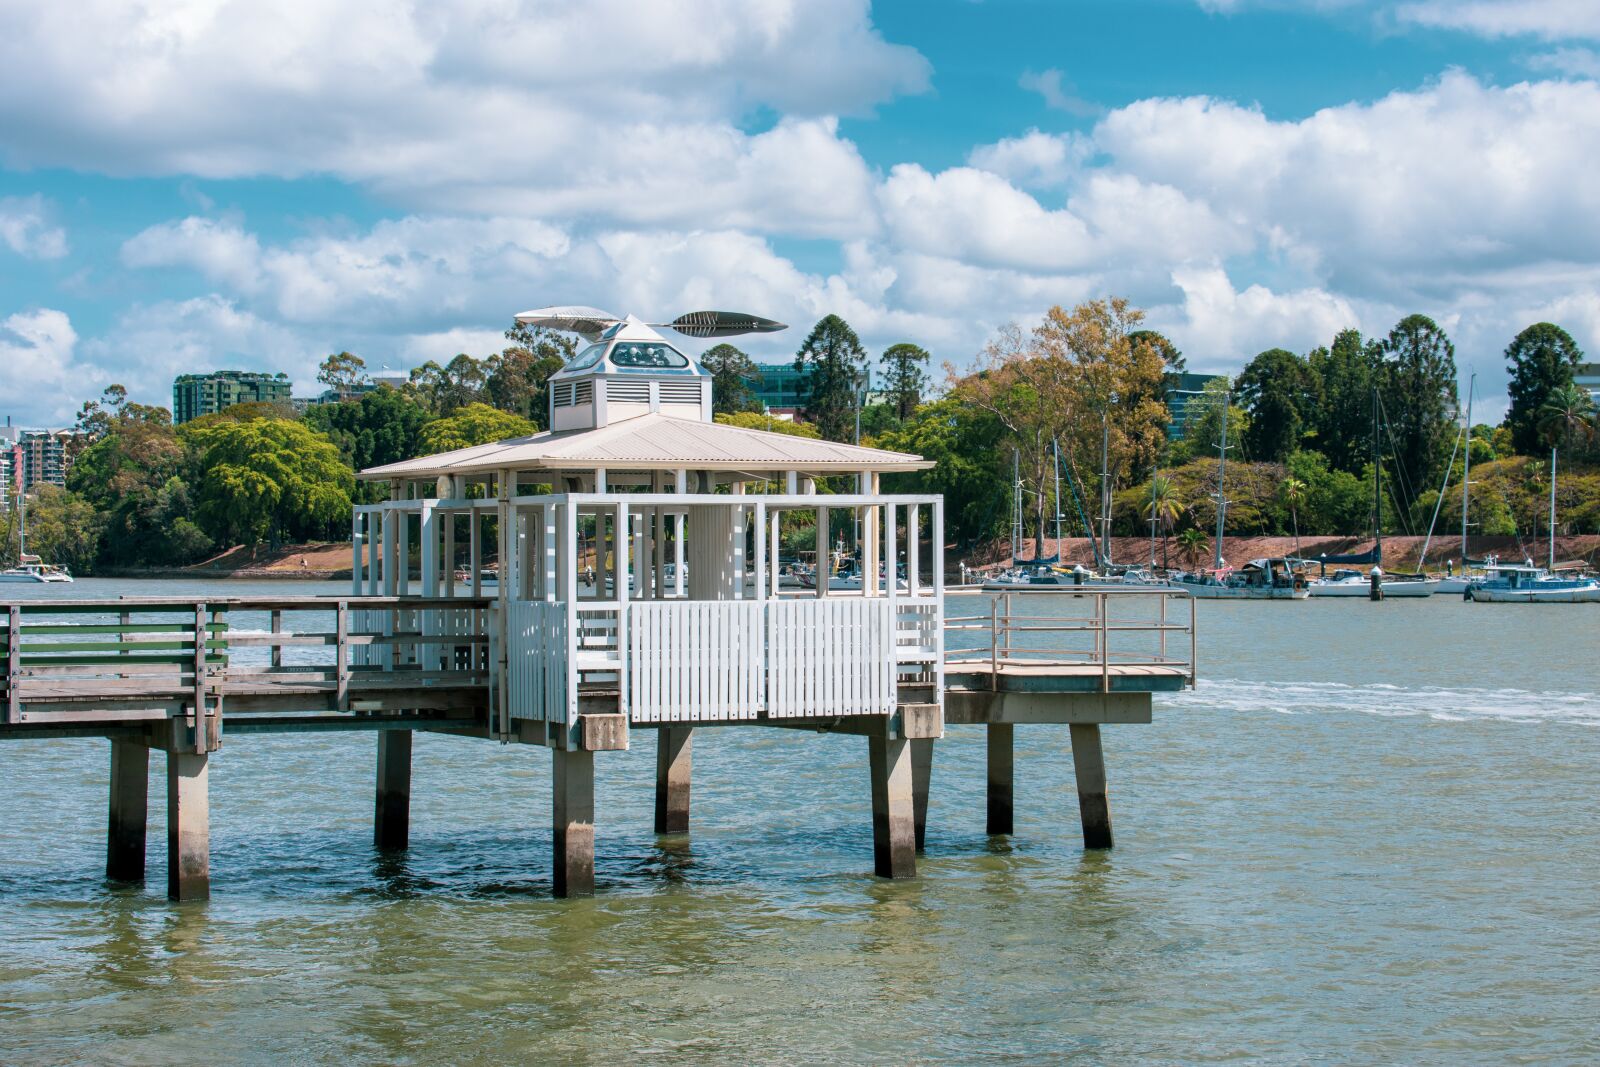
[611,343,688,368]
[565,343,608,371]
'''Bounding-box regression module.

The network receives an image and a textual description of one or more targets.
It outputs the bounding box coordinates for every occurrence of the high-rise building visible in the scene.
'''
[1576,362,1600,404]
[751,363,807,415]
[173,371,293,424]
[1165,372,1218,440]
[16,429,78,492]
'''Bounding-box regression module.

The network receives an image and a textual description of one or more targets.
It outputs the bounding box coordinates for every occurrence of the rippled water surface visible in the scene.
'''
[1,580,1597,1064]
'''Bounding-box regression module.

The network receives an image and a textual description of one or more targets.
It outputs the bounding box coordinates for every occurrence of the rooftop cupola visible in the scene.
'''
[515,306,786,432]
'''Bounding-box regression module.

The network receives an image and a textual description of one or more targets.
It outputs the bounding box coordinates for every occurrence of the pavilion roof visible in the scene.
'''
[359,412,931,480]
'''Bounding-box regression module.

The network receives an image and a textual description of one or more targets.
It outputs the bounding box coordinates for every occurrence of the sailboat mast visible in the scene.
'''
[1372,387,1381,561]
[1100,409,1112,567]
[1011,448,1021,563]
[1461,374,1474,558]
[1052,438,1062,559]
[1213,390,1229,572]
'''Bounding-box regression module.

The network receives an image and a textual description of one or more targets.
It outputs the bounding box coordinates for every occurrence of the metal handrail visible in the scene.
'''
[942,586,1196,691]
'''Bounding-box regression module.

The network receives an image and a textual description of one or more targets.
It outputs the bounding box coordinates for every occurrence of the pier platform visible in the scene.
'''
[0,585,1193,901]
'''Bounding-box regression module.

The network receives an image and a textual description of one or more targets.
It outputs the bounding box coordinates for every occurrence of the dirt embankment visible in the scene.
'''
[971,534,1600,572]
[97,542,367,580]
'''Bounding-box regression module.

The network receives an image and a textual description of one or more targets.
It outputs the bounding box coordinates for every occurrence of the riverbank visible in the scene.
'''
[994,533,1600,571]
[99,542,360,581]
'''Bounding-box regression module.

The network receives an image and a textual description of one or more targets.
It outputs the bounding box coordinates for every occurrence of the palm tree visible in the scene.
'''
[1536,383,1597,452]
[1143,475,1186,570]
[1281,476,1307,558]
[1536,384,1597,559]
[1176,527,1209,572]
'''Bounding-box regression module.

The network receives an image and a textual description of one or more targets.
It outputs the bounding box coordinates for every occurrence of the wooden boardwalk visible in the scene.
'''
[0,587,1196,900]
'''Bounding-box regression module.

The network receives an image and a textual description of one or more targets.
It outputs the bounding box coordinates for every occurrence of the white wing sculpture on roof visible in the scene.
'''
[515,306,786,343]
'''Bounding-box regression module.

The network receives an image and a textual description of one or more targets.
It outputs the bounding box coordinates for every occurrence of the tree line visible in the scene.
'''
[17,302,1597,574]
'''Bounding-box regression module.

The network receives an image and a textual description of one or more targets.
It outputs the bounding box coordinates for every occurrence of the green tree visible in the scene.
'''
[182,418,354,549]
[1505,323,1584,455]
[1176,527,1209,570]
[1537,382,1597,453]
[1143,474,1185,569]
[702,343,762,415]
[1379,314,1459,510]
[1307,329,1381,474]
[795,315,867,442]
[880,342,931,421]
[68,411,211,567]
[487,322,574,427]
[419,403,538,454]
[1235,348,1318,462]
[1182,377,1248,457]
[303,386,433,498]
[410,354,488,416]
[317,351,369,399]
[1281,476,1307,557]
[713,411,821,437]
[875,398,1012,550]
[8,485,103,574]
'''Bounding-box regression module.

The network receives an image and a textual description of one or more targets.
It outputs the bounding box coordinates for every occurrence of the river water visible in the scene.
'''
[0,579,1596,1064]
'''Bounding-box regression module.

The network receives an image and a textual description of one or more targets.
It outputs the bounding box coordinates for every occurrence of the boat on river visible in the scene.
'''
[0,554,72,583]
[1169,558,1309,600]
[1465,562,1600,603]
[1307,568,1438,598]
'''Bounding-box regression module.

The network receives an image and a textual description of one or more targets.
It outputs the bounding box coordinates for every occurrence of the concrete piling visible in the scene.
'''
[552,747,595,898]
[986,723,1014,836]
[166,751,210,902]
[1069,723,1113,849]
[868,727,917,879]
[374,730,412,851]
[910,738,933,853]
[653,726,692,835]
[106,739,148,882]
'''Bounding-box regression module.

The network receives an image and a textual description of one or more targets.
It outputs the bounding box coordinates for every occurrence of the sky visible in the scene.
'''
[3,0,1600,426]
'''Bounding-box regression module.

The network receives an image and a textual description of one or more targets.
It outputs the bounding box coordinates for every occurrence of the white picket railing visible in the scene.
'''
[765,598,896,719]
[628,600,765,723]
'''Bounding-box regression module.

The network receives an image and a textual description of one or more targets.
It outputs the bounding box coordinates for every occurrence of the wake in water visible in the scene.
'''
[1164,679,1600,726]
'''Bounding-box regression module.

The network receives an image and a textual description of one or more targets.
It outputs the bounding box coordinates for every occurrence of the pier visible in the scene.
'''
[0,308,1196,901]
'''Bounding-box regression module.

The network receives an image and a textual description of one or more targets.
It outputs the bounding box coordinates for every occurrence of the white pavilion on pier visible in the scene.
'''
[353,312,945,892]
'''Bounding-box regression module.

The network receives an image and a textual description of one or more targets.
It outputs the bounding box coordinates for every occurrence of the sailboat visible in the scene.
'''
[1307,388,1436,598]
[1169,390,1309,600]
[1466,432,1600,602]
[0,491,73,582]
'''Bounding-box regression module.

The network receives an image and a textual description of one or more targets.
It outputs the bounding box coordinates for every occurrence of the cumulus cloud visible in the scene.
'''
[0,309,96,422]
[966,129,1089,188]
[1525,46,1600,78]
[1396,1,1600,41]
[0,195,68,259]
[1163,267,1361,368]
[1019,69,1100,117]
[0,0,921,236]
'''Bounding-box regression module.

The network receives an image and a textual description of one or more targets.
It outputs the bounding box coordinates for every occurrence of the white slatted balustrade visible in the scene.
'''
[507,600,569,723]
[627,601,764,723]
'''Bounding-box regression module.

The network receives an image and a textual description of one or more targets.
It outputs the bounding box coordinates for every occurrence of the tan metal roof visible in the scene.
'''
[360,412,932,480]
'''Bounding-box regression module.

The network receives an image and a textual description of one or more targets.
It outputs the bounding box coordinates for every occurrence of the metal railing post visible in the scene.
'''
[989,596,999,691]
[1099,592,1110,693]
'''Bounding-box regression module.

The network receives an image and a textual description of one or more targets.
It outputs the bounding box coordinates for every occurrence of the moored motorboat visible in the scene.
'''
[1169,558,1309,600]
[0,555,73,583]
[1307,568,1437,598]
[1466,562,1600,603]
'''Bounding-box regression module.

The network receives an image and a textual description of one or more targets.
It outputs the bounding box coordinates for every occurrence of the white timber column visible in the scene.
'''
[673,470,687,597]
[106,739,149,882]
[908,504,921,596]
[769,506,781,598]
[543,503,558,602]
[166,748,210,901]
[396,508,410,598]
[814,501,828,599]
[351,513,364,596]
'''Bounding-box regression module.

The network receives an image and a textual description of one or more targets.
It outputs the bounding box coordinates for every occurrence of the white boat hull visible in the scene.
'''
[1309,578,1438,598]
[1172,582,1308,600]
[1468,584,1600,603]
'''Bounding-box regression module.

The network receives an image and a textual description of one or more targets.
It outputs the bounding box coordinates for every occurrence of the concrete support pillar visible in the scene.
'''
[106,739,148,882]
[654,727,692,835]
[166,751,210,902]
[1069,723,1113,849]
[374,730,412,851]
[986,723,1014,836]
[552,747,595,898]
[868,728,917,879]
[910,738,933,854]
